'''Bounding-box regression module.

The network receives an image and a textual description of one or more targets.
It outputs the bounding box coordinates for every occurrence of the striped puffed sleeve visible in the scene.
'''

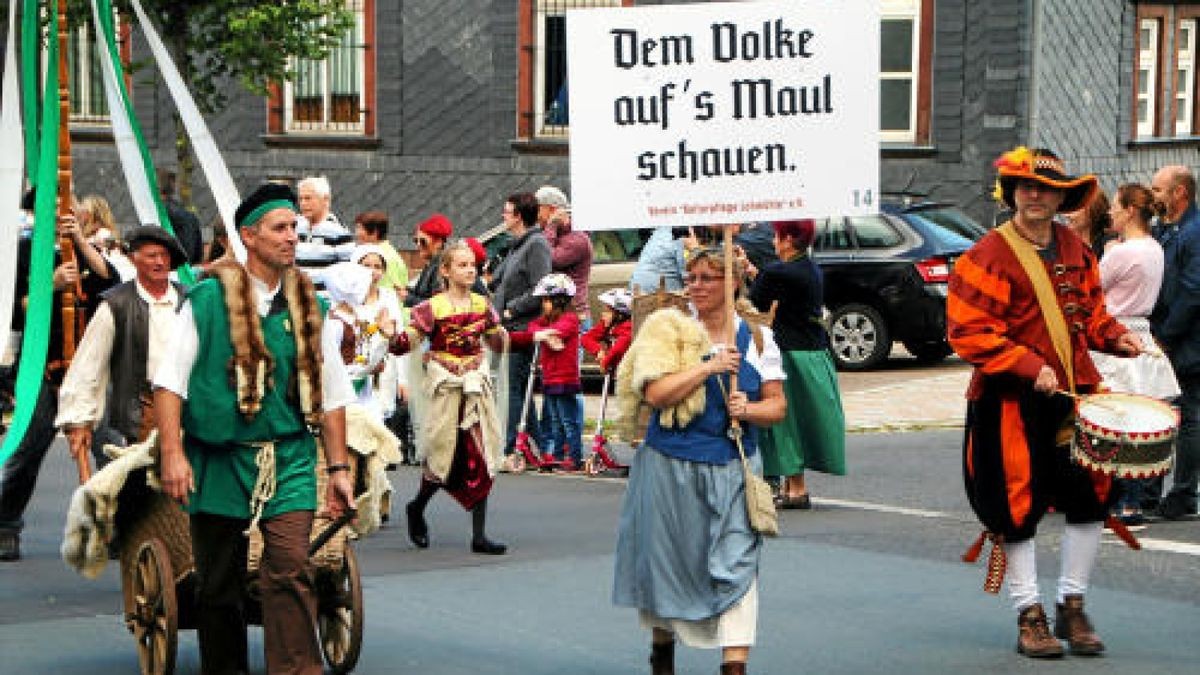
[946,246,1046,382]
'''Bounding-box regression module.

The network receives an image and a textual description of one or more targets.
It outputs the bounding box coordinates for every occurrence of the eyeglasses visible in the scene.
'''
[413,236,432,247]
[684,273,723,285]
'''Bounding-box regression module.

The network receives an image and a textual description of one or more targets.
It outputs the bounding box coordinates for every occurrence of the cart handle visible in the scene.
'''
[309,509,357,557]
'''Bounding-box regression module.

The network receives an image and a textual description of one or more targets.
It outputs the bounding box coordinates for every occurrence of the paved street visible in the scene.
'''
[2,355,1198,674]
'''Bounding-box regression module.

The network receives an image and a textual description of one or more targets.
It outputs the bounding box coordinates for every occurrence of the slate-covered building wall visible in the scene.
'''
[8,0,1200,248]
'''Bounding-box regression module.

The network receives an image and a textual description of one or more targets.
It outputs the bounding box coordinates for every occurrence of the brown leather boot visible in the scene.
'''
[1016,603,1064,658]
[649,640,674,675]
[720,663,746,674]
[1054,594,1106,655]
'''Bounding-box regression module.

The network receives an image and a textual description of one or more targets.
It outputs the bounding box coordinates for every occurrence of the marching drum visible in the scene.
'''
[1071,392,1179,479]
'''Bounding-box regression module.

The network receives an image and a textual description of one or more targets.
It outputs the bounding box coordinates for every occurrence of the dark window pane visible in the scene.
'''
[849,215,904,248]
[881,19,913,72]
[544,15,568,125]
[881,79,912,131]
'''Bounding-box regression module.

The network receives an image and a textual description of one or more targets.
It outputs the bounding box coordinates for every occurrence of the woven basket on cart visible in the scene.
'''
[247,442,358,574]
[119,490,192,618]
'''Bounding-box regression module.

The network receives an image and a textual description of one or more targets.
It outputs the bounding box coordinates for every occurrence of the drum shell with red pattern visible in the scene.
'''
[1070,392,1178,479]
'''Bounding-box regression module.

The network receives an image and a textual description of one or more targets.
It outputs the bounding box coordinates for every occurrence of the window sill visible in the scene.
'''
[70,125,114,142]
[881,144,938,158]
[1126,135,1200,149]
[260,134,382,150]
[510,137,569,156]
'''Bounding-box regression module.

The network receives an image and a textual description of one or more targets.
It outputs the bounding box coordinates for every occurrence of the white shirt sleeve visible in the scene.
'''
[55,302,116,428]
[321,315,357,411]
[746,324,786,382]
[152,300,199,399]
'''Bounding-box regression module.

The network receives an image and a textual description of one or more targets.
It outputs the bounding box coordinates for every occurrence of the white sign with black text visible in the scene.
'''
[567,0,880,231]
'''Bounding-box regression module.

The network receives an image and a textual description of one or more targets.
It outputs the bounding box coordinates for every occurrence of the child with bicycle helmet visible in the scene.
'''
[582,288,634,374]
[509,272,583,469]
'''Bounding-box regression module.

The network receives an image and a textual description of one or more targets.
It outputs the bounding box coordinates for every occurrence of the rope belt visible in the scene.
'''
[244,441,277,536]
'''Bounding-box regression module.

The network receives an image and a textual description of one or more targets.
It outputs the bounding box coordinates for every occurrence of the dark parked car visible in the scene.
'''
[479,200,986,374]
[813,199,987,370]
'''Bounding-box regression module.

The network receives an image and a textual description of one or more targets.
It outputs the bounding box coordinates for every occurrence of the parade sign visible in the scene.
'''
[567,0,879,231]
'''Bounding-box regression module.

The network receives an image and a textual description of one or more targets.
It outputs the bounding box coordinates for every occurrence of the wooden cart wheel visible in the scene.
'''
[132,539,177,675]
[319,545,364,674]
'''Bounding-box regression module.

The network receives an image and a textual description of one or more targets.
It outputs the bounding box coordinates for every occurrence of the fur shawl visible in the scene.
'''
[616,307,710,436]
[208,261,324,425]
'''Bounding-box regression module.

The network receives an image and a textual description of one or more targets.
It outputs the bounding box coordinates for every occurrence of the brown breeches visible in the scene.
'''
[190,510,321,675]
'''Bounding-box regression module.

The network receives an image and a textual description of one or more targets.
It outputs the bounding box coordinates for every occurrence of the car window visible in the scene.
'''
[848,215,904,248]
[903,207,986,248]
[815,218,851,251]
[591,229,650,263]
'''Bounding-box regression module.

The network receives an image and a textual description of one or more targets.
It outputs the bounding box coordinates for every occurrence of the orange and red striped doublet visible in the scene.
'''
[948,223,1125,541]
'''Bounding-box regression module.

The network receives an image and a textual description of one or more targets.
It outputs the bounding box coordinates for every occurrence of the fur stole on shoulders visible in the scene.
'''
[208,261,324,424]
[616,307,710,435]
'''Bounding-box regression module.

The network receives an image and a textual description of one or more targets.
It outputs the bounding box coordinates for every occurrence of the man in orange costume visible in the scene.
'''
[947,147,1141,659]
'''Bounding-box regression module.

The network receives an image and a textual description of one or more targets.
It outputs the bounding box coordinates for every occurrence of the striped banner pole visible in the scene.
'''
[91,0,195,284]
[19,0,38,184]
[129,0,245,262]
[1,0,64,466]
[1,0,26,357]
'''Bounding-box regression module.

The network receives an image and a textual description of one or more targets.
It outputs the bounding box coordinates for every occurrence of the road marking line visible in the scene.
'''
[1135,538,1200,556]
[813,497,949,519]
[813,498,1200,558]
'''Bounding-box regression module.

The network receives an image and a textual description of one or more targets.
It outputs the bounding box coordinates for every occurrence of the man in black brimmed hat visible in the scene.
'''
[153,183,356,675]
[947,147,1143,659]
[56,225,188,469]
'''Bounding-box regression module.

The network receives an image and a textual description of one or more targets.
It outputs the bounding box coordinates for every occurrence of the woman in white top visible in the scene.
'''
[1095,184,1180,525]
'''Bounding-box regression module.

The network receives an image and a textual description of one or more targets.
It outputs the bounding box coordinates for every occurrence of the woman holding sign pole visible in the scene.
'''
[613,246,786,675]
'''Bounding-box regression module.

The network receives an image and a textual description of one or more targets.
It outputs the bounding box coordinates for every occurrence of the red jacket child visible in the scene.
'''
[581,318,632,373]
[509,311,581,392]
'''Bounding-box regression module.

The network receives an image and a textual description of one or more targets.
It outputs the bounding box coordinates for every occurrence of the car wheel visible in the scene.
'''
[903,340,953,364]
[827,303,891,370]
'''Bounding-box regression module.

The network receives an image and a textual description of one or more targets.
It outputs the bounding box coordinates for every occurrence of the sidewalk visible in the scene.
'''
[838,368,971,432]
[582,364,973,435]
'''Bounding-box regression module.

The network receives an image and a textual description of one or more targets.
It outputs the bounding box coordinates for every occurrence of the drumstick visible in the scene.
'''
[1055,390,1126,416]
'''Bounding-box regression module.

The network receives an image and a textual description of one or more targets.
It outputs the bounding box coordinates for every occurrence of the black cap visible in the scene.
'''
[234,183,299,230]
[127,225,189,269]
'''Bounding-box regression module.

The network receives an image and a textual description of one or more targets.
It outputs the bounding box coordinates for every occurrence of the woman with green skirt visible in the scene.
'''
[744,219,846,508]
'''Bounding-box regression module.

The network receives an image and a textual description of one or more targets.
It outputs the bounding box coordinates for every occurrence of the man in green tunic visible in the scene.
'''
[154,183,356,675]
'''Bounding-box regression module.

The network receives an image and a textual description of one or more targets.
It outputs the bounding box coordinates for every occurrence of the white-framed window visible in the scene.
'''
[532,0,622,139]
[43,16,122,126]
[67,24,109,125]
[1177,18,1196,134]
[1137,18,1161,138]
[880,0,921,144]
[283,0,367,134]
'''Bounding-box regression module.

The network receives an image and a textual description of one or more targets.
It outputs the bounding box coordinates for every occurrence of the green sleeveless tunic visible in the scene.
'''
[180,279,324,519]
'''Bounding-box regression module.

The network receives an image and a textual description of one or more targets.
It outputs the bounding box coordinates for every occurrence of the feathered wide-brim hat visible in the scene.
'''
[993,146,1098,213]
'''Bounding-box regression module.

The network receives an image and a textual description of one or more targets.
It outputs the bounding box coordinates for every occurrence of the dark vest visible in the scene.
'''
[102,281,184,440]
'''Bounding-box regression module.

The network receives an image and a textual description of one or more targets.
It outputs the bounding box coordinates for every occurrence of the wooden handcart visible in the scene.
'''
[102,447,365,675]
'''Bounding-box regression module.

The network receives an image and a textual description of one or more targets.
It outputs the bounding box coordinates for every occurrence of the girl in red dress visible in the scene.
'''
[388,241,509,554]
